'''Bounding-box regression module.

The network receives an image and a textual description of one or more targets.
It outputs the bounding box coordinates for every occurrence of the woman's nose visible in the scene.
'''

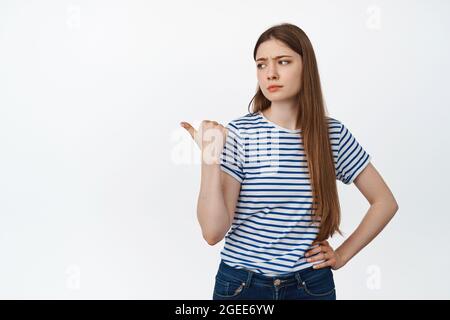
[266,62,278,79]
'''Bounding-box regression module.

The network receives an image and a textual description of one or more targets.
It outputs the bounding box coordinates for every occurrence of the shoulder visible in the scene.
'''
[226,112,261,132]
[326,116,344,137]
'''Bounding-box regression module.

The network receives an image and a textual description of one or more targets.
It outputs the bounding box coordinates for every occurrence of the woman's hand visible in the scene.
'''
[304,240,346,271]
[180,120,228,164]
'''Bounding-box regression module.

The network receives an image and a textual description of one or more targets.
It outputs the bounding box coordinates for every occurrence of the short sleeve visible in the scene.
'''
[335,121,371,185]
[220,122,245,183]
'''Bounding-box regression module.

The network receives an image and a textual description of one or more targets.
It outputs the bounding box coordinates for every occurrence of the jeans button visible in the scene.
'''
[274,279,281,286]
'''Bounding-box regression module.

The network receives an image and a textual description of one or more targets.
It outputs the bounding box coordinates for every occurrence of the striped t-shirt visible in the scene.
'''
[219,111,371,277]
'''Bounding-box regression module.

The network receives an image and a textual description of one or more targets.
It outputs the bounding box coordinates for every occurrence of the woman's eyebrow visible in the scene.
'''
[256,55,292,62]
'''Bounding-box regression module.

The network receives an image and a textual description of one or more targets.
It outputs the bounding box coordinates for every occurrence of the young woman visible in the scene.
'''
[180,23,398,300]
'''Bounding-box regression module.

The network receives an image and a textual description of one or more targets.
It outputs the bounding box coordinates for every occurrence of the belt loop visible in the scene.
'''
[295,271,305,287]
[244,269,253,288]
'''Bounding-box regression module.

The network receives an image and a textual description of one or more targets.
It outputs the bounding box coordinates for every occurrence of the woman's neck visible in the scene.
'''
[262,102,301,131]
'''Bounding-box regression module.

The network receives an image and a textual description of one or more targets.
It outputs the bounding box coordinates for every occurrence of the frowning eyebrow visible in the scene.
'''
[256,55,292,62]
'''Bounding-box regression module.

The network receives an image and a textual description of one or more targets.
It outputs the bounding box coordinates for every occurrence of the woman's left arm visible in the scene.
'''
[306,162,399,270]
[336,162,399,267]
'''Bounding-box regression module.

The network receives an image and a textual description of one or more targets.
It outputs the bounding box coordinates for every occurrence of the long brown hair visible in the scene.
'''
[248,23,344,241]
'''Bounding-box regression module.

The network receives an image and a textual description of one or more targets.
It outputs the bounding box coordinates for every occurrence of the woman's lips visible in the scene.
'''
[268,86,282,92]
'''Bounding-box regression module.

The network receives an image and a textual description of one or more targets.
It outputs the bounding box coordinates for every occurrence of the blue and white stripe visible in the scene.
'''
[219,111,371,277]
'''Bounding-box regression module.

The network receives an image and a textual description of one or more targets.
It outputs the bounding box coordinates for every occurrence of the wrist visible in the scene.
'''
[201,147,221,165]
[201,157,221,168]
[335,248,349,266]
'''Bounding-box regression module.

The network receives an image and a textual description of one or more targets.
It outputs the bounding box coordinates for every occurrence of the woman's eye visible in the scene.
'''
[257,61,290,69]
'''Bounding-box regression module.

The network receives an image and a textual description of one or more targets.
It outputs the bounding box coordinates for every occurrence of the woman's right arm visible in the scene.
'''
[180,120,241,245]
[197,162,241,245]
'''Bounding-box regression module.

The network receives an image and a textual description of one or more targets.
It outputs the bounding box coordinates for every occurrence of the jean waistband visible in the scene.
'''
[217,259,320,287]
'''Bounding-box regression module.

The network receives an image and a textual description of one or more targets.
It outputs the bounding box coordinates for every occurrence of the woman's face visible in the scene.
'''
[255,39,303,102]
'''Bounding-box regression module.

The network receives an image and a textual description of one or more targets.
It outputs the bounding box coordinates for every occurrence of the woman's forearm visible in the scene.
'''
[197,162,231,245]
[336,199,399,266]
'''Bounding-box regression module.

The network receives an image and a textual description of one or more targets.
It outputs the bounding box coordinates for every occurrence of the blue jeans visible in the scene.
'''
[212,260,336,300]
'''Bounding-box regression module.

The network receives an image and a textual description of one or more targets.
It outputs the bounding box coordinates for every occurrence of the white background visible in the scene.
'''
[1,0,449,299]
